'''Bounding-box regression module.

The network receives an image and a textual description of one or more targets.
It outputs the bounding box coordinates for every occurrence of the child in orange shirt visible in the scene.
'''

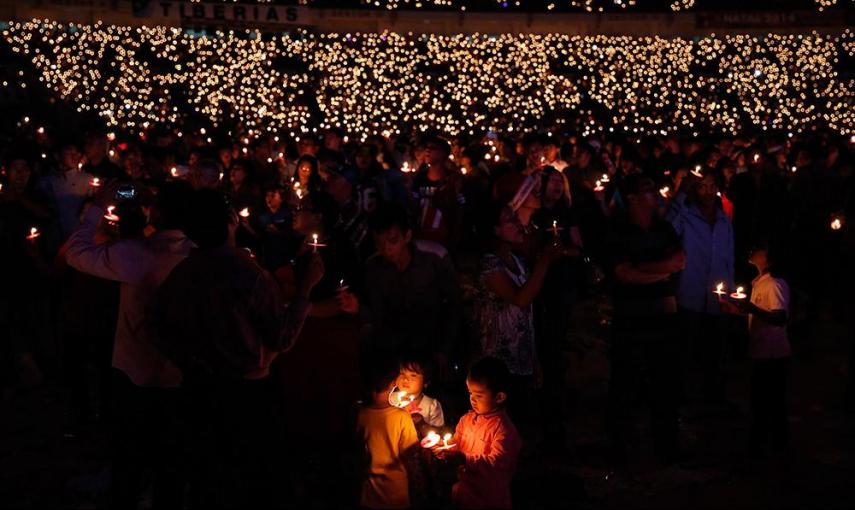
[357,355,421,509]
[434,357,522,509]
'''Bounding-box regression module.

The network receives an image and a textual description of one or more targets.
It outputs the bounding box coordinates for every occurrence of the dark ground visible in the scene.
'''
[2,299,854,509]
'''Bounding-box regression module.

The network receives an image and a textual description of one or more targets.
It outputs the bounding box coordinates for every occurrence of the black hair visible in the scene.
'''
[617,172,654,201]
[153,180,194,231]
[750,239,786,279]
[468,357,511,396]
[421,135,451,156]
[362,351,401,396]
[369,203,411,235]
[184,189,232,249]
[399,352,435,387]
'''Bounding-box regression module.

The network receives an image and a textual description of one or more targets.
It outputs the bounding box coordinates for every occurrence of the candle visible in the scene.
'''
[239,207,250,218]
[36,126,44,135]
[659,186,670,198]
[421,431,441,449]
[830,217,843,231]
[442,433,452,448]
[713,282,726,297]
[170,166,178,177]
[90,177,100,187]
[791,166,798,173]
[26,227,40,241]
[593,180,604,192]
[690,165,704,178]
[338,278,349,292]
[730,286,747,300]
[600,173,610,183]
[107,132,116,141]
[753,153,760,163]
[104,205,120,223]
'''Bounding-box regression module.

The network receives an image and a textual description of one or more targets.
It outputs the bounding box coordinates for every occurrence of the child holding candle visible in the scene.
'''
[719,242,791,458]
[357,354,421,509]
[395,354,446,431]
[434,357,522,509]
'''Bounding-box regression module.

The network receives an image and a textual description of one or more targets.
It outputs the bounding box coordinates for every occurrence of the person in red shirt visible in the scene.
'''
[434,357,522,509]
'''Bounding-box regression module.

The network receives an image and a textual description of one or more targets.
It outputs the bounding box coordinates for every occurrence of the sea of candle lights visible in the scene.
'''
[3,21,855,139]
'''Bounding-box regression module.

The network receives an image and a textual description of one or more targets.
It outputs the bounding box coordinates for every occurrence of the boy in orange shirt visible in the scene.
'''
[357,355,421,509]
[435,357,523,509]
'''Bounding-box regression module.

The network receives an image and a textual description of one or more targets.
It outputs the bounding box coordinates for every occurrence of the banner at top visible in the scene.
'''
[133,1,306,27]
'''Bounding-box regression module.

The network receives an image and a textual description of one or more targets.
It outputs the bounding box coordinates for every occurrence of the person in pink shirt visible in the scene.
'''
[434,357,522,509]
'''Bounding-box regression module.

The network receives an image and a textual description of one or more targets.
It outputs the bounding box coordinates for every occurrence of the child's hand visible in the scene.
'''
[433,446,464,463]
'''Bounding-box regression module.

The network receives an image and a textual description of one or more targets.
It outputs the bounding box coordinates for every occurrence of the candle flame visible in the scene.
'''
[831,218,843,230]
[30,227,38,236]
[170,166,178,177]
[312,233,319,244]
[91,177,100,187]
[660,186,670,198]
[239,207,250,218]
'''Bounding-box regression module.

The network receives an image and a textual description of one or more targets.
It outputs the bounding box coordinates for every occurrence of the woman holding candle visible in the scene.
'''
[719,241,791,458]
[475,204,570,421]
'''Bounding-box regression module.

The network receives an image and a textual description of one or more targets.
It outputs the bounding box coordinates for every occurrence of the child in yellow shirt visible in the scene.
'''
[357,354,420,509]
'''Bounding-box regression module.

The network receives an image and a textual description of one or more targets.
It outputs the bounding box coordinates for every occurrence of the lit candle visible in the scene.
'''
[104,205,120,223]
[830,217,843,231]
[239,207,250,218]
[26,227,40,241]
[659,186,670,198]
[443,433,452,448]
[170,166,178,177]
[791,166,798,173]
[421,431,441,449]
[90,177,101,187]
[690,165,704,178]
[311,233,319,253]
[753,153,760,163]
[601,173,610,183]
[594,180,604,192]
[36,126,44,135]
[338,278,349,292]
[713,282,726,297]
[730,286,747,300]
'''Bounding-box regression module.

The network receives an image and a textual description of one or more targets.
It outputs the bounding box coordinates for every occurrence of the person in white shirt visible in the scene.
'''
[720,241,790,458]
[392,354,446,431]
[543,136,568,173]
[64,180,195,509]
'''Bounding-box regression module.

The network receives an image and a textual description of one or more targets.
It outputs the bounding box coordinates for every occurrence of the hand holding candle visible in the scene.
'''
[104,205,120,223]
[26,226,40,241]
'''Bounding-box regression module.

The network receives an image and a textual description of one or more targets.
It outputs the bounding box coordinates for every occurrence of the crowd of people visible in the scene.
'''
[1,119,854,509]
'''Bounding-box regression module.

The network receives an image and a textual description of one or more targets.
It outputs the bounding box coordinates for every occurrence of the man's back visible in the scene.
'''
[153,246,307,381]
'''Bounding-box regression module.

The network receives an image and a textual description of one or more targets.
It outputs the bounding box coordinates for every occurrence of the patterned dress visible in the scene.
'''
[475,253,537,376]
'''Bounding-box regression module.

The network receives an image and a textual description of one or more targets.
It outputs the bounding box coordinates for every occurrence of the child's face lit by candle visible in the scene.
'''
[466,378,506,416]
[396,367,425,396]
